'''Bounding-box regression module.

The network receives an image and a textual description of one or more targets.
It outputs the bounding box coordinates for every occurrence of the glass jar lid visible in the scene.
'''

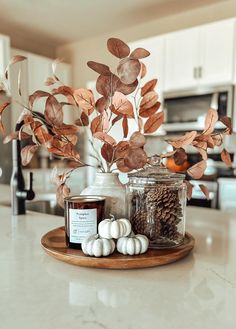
[128,155,185,185]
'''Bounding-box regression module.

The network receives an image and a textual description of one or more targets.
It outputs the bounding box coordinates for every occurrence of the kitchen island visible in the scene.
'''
[0,205,235,329]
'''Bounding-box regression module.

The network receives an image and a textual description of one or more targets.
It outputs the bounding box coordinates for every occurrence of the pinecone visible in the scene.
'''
[146,186,182,225]
[130,185,183,244]
[131,209,162,240]
[131,210,147,235]
[145,185,183,241]
[160,223,182,241]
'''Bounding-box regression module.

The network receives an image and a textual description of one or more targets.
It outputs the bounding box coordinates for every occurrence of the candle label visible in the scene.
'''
[69,208,97,243]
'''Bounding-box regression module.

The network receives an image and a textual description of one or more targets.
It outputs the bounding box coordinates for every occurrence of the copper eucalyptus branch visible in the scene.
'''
[0,38,233,205]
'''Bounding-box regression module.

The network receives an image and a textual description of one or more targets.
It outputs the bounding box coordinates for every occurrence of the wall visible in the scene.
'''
[57,0,236,88]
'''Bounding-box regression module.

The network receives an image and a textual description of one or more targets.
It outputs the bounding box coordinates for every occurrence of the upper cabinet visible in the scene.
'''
[199,20,235,85]
[10,48,72,128]
[10,48,29,128]
[164,27,200,91]
[0,34,10,79]
[164,19,235,91]
[233,21,236,84]
[27,53,73,123]
[129,36,165,107]
[55,62,72,86]
[27,54,72,94]
[129,36,165,99]
[27,53,52,94]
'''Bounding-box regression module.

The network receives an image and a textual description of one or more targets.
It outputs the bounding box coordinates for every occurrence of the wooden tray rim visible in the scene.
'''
[41,226,195,269]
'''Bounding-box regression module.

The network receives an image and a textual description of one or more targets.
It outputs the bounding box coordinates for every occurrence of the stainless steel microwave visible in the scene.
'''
[163,85,233,132]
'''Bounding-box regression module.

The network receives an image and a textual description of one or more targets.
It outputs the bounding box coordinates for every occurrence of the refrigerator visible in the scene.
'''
[0,92,12,184]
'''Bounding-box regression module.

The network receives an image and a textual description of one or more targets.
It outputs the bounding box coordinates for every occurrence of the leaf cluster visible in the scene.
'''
[162,109,232,198]
[0,39,233,203]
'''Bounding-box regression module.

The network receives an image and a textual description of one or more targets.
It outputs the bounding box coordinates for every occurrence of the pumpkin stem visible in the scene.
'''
[110,214,115,221]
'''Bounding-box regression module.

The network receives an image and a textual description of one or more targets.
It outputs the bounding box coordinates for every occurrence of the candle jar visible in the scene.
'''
[64,196,105,249]
[126,156,186,249]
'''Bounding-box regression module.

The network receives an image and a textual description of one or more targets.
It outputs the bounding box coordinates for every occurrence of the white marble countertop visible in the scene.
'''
[0,205,236,329]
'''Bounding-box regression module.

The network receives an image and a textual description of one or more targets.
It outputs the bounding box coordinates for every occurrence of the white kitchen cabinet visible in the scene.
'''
[129,36,165,103]
[10,49,72,127]
[218,178,236,212]
[10,48,29,128]
[56,62,72,86]
[233,20,236,84]
[199,19,234,85]
[27,53,52,94]
[164,27,200,91]
[164,19,235,91]
[0,34,10,79]
[27,54,72,93]
[28,54,74,124]
[27,53,73,122]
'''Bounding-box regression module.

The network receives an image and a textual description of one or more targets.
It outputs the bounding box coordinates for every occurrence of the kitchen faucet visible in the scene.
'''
[11,122,35,215]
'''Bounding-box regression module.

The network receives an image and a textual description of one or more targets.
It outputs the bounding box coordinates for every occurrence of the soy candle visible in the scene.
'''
[64,196,106,249]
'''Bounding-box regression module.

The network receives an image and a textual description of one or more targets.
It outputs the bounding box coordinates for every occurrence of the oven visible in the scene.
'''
[187,180,218,208]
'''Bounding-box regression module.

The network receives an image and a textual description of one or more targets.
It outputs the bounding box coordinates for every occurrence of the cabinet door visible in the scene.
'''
[10,48,29,129]
[56,62,72,86]
[54,62,73,124]
[164,27,200,91]
[129,36,165,104]
[0,34,10,79]
[27,53,52,94]
[27,54,72,92]
[27,54,73,122]
[200,19,234,85]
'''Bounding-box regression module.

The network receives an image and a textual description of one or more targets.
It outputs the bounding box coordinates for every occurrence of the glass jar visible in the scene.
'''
[126,156,186,249]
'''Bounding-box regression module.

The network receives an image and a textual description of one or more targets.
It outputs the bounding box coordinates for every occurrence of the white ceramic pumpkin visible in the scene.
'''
[82,234,115,257]
[117,233,149,256]
[98,215,132,239]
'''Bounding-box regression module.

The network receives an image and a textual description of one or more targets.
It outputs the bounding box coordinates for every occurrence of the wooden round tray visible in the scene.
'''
[41,227,194,269]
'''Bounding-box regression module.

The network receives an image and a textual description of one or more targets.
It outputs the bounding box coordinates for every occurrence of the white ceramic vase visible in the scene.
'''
[80,172,126,218]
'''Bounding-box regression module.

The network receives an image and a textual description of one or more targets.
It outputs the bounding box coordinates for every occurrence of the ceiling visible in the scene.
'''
[0,0,229,56]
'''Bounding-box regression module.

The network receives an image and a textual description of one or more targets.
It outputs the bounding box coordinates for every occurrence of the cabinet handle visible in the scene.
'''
[193,67,198,79]
[198,66,203,79]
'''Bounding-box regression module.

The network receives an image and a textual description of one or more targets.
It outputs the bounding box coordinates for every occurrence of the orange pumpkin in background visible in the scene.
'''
[166,157,190,173]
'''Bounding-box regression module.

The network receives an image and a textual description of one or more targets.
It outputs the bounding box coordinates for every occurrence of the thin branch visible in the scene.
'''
[132,77,142,127]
